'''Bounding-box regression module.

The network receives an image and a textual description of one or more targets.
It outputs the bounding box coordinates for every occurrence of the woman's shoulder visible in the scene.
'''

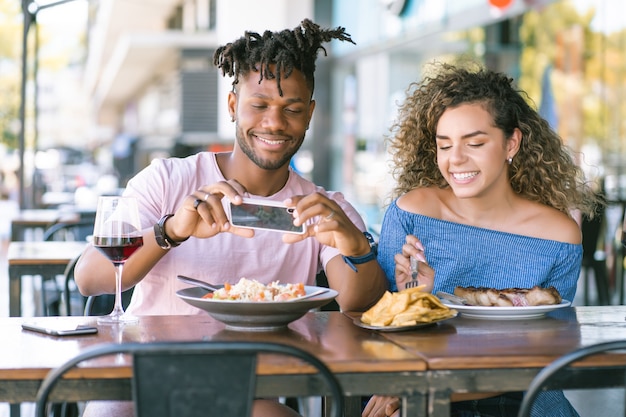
[514,200,581,244]
[394,188,581,245]
[396,187,446,217]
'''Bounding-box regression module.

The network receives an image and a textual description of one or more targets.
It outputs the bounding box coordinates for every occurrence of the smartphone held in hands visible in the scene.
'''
[227,198,306,234]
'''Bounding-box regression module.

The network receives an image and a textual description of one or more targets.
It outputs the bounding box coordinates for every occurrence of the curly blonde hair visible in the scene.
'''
[387,62,601,218]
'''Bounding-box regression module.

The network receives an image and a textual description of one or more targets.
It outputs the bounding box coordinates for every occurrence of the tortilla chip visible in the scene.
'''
[361,286,456,327]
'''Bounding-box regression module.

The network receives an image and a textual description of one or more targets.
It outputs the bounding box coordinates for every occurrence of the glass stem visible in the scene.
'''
[111,262,126,317]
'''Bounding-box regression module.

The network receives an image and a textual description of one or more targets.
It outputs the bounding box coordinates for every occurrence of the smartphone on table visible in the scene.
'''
[227,198,306,234]
[22,322,98,337]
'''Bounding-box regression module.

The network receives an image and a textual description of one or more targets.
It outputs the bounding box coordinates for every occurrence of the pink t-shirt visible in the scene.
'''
[123,152,366,315]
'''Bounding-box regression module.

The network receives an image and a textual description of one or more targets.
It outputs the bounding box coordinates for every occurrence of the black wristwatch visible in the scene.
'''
[342,232,378,272]
[154,214,188,250]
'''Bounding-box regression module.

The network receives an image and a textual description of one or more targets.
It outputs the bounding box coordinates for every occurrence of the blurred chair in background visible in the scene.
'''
[41,219,93,316]
[580,207,610,305]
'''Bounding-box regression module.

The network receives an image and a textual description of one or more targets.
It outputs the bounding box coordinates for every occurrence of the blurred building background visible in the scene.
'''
[2,0,626,231]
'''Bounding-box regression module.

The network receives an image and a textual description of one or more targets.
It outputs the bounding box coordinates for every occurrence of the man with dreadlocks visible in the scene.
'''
[75,19,387,417]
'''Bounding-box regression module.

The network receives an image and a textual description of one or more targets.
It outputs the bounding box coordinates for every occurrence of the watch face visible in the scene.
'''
[363,231,378,253]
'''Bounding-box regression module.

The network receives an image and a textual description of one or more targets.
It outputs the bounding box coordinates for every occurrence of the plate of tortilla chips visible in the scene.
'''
[354,286,457,332]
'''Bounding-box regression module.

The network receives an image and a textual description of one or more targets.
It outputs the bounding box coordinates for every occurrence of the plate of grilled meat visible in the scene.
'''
[438,286,570,320]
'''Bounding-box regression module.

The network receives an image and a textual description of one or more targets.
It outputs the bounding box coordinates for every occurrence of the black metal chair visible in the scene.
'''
[59,254,83,316]
[581,208,610,305]
[42,219,94,242]
[59,252,135,318]
[35,341,345,417]
[83,288,134,316]
[48,279,133,417]
[518,340,626,417]
[38,219,93,316]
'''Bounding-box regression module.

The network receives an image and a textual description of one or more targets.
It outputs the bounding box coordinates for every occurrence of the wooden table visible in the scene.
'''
[10,209,79,241]
[0,312,428,417]
[4,308,626,417]
[378,305,626,417]
[7,241,87,317]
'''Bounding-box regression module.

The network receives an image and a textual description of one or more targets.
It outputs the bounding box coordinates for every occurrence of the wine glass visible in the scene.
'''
[92,196,143,324]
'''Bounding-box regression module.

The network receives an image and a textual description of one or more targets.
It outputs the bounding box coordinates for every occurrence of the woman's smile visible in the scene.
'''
[450,171,479,182]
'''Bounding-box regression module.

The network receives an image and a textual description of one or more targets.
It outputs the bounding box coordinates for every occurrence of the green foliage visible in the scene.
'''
[0,73,19,149]
[0,0,21,58]
[0,0,22,150]
[519,0,626,159]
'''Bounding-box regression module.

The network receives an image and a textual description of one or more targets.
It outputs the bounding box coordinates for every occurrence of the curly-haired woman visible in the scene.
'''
[366,62,602,417]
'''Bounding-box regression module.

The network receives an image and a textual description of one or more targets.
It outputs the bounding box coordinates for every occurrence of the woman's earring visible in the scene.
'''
[507,157,513,165]
[230,116,235,122]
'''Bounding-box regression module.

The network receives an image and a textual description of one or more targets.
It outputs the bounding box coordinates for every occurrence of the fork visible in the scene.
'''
[436,291,472,306]
[405,256,421,289]
[177,275,223,292]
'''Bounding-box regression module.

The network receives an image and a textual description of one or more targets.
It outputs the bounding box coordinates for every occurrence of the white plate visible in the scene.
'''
[176,286,338,331]
[440,299,571,320]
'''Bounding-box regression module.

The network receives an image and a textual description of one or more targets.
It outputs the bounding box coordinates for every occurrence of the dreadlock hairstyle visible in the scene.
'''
[386,61,602,219]
[213,19,355,96]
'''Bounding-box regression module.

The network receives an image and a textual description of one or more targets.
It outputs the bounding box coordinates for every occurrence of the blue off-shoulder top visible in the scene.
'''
[378,200,581,305]
[377,200,583,417]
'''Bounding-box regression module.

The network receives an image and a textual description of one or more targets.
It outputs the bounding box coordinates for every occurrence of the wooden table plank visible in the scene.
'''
[381,306,626,370]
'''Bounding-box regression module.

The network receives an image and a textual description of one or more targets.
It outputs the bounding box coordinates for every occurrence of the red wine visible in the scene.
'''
[94,236,143,263]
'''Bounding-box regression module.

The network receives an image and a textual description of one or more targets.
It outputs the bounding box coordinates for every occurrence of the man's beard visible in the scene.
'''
[235,124,304,170]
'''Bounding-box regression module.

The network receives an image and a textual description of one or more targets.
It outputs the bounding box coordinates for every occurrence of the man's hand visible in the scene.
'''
[165,179,254,241]
[281,193,369,257]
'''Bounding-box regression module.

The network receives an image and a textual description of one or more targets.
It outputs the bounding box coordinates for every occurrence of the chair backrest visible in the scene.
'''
[43,219,94,242]
[518,340,626,417]
[83,288,134,316]
[62,254,135,317]
[35,341,344,417]
[41,220,93,316]
[61,254,82,316]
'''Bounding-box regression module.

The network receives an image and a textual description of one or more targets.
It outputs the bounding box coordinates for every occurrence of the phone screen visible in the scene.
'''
[229,199,305,234]
[22,323,98,337]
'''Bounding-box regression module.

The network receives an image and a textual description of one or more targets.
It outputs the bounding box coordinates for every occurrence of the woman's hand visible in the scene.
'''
[393,234,435,292]
[362,395,401,417]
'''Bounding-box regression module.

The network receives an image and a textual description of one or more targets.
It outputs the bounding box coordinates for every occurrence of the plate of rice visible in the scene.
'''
[176,277,338,331]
